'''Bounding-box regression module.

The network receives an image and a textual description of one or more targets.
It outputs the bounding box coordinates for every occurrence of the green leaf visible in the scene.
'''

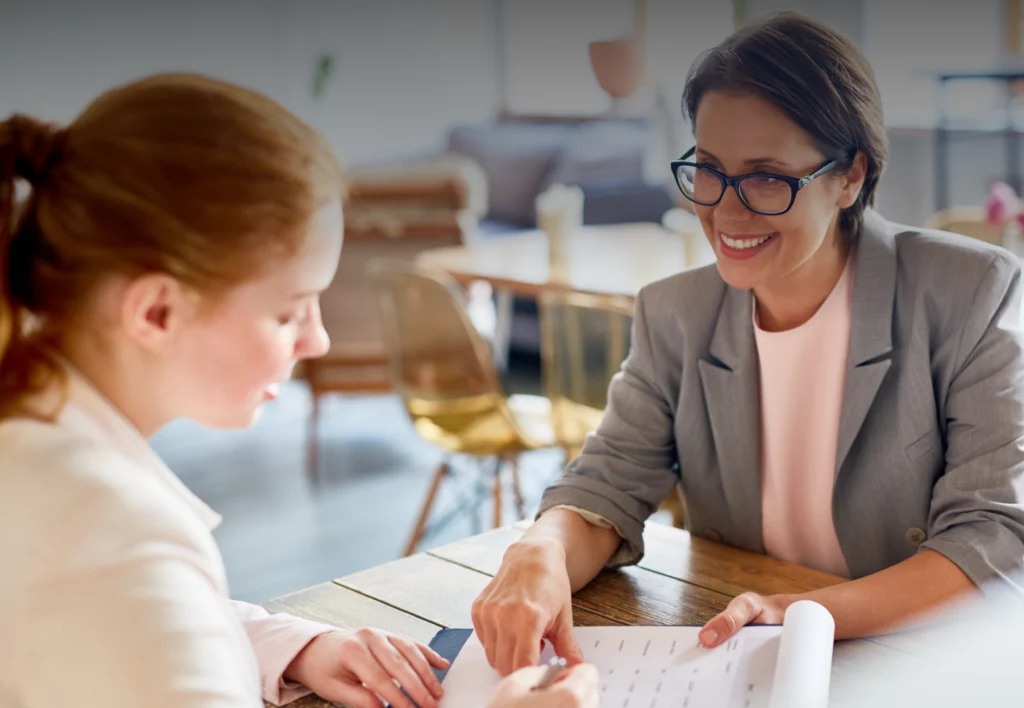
[313,54,333,100]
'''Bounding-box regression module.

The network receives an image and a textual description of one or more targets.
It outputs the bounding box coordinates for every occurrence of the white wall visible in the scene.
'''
[499,0,734,117]
[0,0,1008,224]
[744,0,864,42]
[281,0,500,163]
[0,0,501,165]
[864,0,1002,128]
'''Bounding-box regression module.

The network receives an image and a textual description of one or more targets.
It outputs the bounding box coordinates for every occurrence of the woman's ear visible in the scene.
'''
[120,273,196,352]
[837,151,868,209]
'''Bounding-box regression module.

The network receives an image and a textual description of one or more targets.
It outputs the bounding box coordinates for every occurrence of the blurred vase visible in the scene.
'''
[589,38,645,99]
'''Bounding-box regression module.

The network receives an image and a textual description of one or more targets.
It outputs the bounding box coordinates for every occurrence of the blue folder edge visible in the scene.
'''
[428,627,473,684]
[386,628,471,708]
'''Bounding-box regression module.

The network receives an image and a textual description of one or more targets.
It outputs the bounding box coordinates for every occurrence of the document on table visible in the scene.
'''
[439,601,835,708]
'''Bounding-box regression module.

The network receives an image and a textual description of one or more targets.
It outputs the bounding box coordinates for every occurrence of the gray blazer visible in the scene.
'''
[539,210,1024,593]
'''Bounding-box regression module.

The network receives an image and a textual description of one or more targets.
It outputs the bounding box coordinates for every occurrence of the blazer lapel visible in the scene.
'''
[835,210,896,477]
[698,284,764,552]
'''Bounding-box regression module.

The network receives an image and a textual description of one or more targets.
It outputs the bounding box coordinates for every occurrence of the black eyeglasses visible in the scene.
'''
[670,147,842,216]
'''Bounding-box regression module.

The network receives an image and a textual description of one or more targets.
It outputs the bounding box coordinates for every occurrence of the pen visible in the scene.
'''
[531,656,568,691]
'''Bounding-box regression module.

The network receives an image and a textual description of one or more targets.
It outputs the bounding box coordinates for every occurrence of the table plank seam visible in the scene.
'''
[426,545,734,605]
[630,564,736,602]
[424,549,734,628]
[330,579,450,631]
[419,549,659,622]
[424,550,499,577]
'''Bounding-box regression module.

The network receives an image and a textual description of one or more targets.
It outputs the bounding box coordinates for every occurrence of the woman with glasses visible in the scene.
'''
[471,12,1024,676]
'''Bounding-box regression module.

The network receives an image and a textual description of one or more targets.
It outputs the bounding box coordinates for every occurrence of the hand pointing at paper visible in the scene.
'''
[472,536,586,677]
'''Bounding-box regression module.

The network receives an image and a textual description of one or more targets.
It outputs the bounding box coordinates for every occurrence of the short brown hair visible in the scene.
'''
[683,13,888,238]
[0,73,344,418]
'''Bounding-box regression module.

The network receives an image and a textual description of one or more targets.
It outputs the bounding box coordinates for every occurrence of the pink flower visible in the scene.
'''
[985,182,1018,225]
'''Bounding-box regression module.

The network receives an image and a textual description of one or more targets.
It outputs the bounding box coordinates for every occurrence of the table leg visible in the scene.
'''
[492,457,503,529]
[492,289,514,372]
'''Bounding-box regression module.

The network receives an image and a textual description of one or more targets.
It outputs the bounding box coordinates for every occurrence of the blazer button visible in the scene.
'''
[906,527,927,547]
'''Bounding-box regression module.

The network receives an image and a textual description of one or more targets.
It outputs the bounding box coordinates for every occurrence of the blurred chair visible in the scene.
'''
[537,290,686,528]
[370,261,558,555]
[301,156,485,482]
[923,206,1005,246]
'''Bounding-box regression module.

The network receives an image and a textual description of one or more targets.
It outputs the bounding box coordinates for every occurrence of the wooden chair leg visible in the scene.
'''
[492,457,504,529]
[509,456,526,521]
[659,488,687,529]
[307,389,322,484]
[404,460,449,556]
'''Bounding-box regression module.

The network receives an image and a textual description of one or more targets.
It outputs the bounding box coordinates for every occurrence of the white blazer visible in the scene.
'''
[0,367,335,707]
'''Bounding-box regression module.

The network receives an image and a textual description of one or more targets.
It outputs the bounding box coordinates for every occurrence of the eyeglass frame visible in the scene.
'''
[669,146,844,216]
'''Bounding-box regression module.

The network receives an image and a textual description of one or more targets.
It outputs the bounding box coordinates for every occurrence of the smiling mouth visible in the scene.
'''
[720,232,777,250]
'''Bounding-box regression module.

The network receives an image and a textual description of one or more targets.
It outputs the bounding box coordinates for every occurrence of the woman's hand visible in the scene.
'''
[699,592,795,648]
[284,628,450,708]
[486,663,600,708]
[472,537,586,677]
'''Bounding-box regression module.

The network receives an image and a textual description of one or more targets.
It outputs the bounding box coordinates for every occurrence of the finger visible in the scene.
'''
[558,662,600,689]
[391,636,445,699]
[316,681,385,708]
[550,666,601,708]
[550,682,600,708]
[509,624,543,675]
[504,666,549,689]
[348,646,420,708]
[566,665,602,708]
[472,599,491,665]
[547,608,586,665]
[476,606,501,670]
[700,593,763,648]
[494,620,520,678]
[414,641,450,670]
[365,633,438,708]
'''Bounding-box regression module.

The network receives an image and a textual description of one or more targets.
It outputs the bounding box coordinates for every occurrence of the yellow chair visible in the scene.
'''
[370,260,558,555]
[923,206,1006,246]
[537,290,686,528]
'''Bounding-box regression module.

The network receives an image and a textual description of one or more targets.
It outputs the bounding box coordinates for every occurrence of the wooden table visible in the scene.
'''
[417,222,715,299]
[416,222,715,369]
[265,521,908,707]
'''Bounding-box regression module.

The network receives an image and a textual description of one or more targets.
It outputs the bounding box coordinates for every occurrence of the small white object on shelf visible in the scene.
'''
[536,183,584,281]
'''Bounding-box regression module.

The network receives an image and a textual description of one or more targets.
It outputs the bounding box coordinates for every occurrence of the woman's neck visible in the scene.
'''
[58,338,169,439]
[754,230,850,332]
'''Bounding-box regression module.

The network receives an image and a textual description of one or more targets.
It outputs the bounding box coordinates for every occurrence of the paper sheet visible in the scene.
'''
[439,601,834,708]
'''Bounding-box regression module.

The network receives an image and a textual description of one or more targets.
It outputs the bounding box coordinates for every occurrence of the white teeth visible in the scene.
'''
[721,233,773,250]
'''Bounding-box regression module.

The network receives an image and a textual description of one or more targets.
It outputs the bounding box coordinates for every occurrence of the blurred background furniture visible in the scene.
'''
[932,68,1024,211]
[445,117,676,355]
[538,290,685,528]
[370,260,562,555]
[417,218,710,388]
[923,206,1007,246]
[417,220,710,299]
[301,157,486,481]
[538,290,631,460]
